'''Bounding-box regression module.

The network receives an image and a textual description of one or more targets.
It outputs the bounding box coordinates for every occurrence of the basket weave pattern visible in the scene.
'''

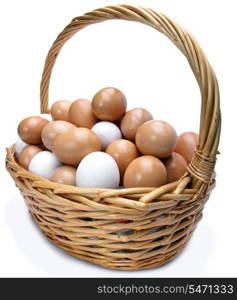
[6,5,220,270]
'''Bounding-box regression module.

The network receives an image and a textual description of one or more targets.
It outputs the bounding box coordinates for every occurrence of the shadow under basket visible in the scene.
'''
[5,5,221,271]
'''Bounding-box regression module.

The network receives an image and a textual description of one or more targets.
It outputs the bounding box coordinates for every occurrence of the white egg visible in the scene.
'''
[29,151,61,179]
[91,121,122,150]
[76,152,120,189]
[15,138,28,156]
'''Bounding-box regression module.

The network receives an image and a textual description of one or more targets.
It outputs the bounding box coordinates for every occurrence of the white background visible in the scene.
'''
[0,0,236,277]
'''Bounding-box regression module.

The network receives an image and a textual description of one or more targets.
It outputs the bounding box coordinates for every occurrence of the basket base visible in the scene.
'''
[47,239,190,271]
[31,211,196,271]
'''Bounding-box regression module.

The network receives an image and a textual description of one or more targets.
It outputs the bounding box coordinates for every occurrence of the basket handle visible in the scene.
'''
[40,5,221,184]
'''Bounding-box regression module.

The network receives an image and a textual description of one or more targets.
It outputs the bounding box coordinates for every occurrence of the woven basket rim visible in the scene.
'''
[8,144,202,207]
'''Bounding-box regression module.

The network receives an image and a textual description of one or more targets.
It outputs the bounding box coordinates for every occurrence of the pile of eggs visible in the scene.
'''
[15,87,199,189]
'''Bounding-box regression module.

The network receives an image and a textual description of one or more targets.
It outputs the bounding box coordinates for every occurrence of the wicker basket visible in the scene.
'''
[6,5,221,270]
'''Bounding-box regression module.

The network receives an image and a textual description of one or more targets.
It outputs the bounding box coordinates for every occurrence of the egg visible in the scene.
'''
[51,100,71,121]
[41,120,75,150]
[18,116,49,144]
[92,121,122,150]
[52,127,101,165]
[120,108,153,141]
[50,166,77,186]
[163,152,187,183]
[17,145,42,169]
[14,138,28,156]
[175,131,199,164]
[135,120,177,158]
[69,99,98,128]
[123,156,167,188]
[29,151,61,179]
[76,152,120,188]
[92,87,127,121]
[106,139,139,177]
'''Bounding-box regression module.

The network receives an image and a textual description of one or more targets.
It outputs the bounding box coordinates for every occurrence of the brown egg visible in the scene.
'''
[50,166,77,186]
[69,99,98,128]
[175,132,199,164]
[92,87,127,121]
[121,108,153,141]
[52,127,101,165]
[163,152,187,183]
[123,156,167,188]
[135,120,177,158]
[51,100,71,121]
[17,145,42,169]
[18,116,49,144]
[41,120,75,150]
[106,139,139,177]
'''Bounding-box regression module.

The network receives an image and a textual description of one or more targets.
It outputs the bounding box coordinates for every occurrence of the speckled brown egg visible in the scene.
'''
[163,152,187,183]
[18,116,49,144]
[123,156,167,188]
[92,87,127,121]
[106,139,139,177]
[69,98,98,128]
[51,100,71,121]
[135,120,177,158]
[175,132,199,163]
[50,166,77,186]
[41,120,75,150]
[17,145,42,169]
[52,127,101,165]
[120,108,153,141]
